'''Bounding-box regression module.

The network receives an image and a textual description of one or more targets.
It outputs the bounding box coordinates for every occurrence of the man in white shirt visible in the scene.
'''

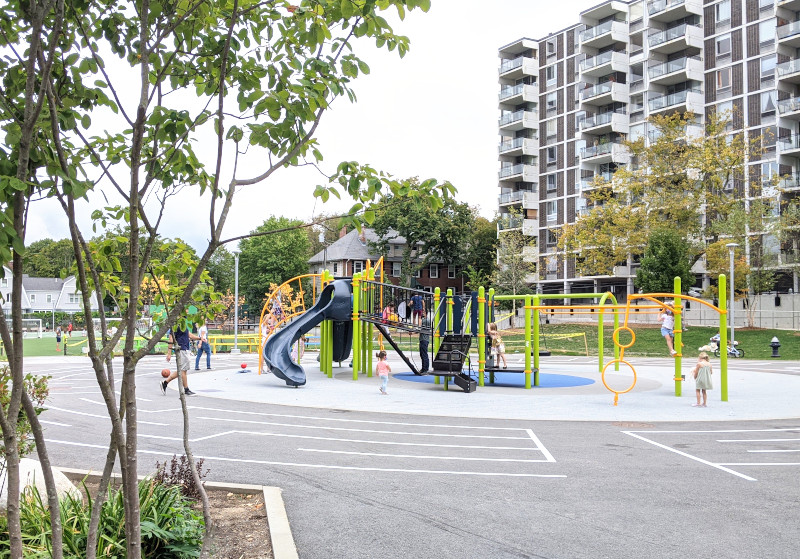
[195,323,213,370]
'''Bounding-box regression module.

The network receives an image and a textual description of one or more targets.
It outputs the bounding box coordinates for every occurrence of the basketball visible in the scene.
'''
[161,368,171,378]
[241,363,247,369]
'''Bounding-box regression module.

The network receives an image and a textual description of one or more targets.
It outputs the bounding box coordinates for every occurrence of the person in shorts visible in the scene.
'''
[410,293,425,326]
[162,325,201,396]
[658,308,677,356]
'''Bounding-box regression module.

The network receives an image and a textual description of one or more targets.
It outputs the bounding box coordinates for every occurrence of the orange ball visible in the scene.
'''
[241,363,247,369]
[161,368,171,378]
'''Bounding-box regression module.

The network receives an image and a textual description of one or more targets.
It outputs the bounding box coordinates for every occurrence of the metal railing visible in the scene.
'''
[777,96,800,115]
[648,89,700,111]
[500,57,524,73]
[648,0,685,15]
[648,23,695,47]
[499,191,525,204]
[778,20,800,40]
[648,56,699,78]
[580,19,620,42]
[776,58,800,78]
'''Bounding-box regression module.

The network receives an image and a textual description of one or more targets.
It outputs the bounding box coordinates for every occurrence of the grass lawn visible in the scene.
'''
[1,334,170,358]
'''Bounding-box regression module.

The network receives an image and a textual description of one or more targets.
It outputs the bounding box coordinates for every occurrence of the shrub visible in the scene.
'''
[154,454,209,501]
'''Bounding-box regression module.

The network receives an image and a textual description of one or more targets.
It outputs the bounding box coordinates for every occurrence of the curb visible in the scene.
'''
[59,468,299,559]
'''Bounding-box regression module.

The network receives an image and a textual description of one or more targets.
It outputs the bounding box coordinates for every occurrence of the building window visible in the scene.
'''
[716,68,731,91]
[353,261,363,274]
[761,91,776,117]
[546,229,558,248]
[429,264,439,279]
[759,20,775,47]
[546,40,556,56]
[333,262,339,274]
[547,146,557,163]
[415,268,421,278]
[715,0,731,25]
[0,278,6,287]
[545,65,557,85]
[546,201,557,222]
[448,265,456,279]
[761,55,776,83]
[759,0,773,9]
[46,294,52,303]
[546,92,557,112]
[69,293,79,304]
[716,34,731,57]
[547,174,557,192]
[546,118,557,138]
[30,294,36,303]
[392,262,401,277]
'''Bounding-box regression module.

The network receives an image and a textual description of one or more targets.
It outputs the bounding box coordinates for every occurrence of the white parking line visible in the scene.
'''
[40,420,71,427]
[297,448,552,463]
[718,438,800,443]
[197,416,530,440]
[747,449,800,453]
[526,429,557,463]
[623,431,757,481]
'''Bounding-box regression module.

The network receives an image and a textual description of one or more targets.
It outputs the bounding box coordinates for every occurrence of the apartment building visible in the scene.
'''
[498,0,800,299]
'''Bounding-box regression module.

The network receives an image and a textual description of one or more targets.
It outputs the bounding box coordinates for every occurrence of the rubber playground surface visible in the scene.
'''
[177,353,800,422]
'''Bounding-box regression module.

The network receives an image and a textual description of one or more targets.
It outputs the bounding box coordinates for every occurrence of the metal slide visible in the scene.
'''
[264,279,352,386]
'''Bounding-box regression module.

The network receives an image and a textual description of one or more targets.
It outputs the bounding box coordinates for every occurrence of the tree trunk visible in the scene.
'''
[21,392,64,559]
[85,437,119,559]
[176,372,212,531]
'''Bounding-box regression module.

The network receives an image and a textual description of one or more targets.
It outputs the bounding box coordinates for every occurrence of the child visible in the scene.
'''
[488,322,507,369]
[658,308,677,356]
[375,350,391,395]
[689,352,713,407]
[55,326,62,352]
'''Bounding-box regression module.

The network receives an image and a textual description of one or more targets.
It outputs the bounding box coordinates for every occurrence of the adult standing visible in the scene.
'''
[162,324,200,396]
[419,314,431,373]
[195,323,212,370]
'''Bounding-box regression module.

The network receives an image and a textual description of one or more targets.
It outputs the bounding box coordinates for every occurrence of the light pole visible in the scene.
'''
[318,231,327,272]
[726,242,739,351]
[232,250,241,355]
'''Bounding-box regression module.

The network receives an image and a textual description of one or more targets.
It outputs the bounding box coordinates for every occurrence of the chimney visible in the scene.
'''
[339,226,347,239]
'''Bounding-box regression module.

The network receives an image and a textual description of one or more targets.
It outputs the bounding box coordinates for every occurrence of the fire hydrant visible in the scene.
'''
[770,336,781,358]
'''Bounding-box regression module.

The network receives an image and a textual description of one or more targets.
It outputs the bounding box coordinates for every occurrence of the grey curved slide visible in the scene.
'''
[263,279,352,387]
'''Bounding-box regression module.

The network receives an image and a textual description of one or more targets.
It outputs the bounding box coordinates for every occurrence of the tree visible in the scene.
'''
[0,1,448,557]
[634,229,694,293]
[370,186,471,286]
[206,246,235,296]
[239,216,311,309]
[22,238,75,277]
[464,216,498,290]
[494,212,535,325]
[559,111,766,278]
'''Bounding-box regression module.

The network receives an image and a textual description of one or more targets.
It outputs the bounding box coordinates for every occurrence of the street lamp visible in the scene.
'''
[726,242,739,351]
[318,231,328,273]
[232,250,241,355]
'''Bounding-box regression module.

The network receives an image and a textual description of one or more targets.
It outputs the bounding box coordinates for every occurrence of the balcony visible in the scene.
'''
[580,81,629,105]
[647,0,703,23]
[580,111,629,134]
[579,51,628,78]
[579,20,628,50]
[522,245,538,263]
[778,0,800,10]
[776,59,800,84]
[580,141,628,163]
[778,20,800,48]
[779,175,800,191]
[498,191,524,206]
[498,217,523,231]
[499,109,537,131]
[579,172,614,191]
[777,96,800,120]
[499,83,539,104]
[648,23,703,54]
[522,191,539,209]
[779,135,800,155]
[523,219,539,237]
[648,89,703,115]
[499,163,537,182]
[648,56,703,85]
[499,56,537,79]
[499,137,538,156]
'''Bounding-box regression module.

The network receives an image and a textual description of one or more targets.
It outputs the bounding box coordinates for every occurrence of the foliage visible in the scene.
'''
[154,455,209,501]
[212,290,246,329]
[239,216,312,309]
[369,186,472,286]
[205,247,236,296]
[21,239,75,278]
[0,368,48,457]
[634,229,695,293]
[464,216,498,289]
[0,480,203,558]
[559,112,766,276]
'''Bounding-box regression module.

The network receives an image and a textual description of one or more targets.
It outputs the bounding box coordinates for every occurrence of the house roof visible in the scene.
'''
[308,228,407,265]
[23,275,67,291]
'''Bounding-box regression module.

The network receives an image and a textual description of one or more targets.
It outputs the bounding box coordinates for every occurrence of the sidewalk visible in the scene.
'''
[184,354,800,422]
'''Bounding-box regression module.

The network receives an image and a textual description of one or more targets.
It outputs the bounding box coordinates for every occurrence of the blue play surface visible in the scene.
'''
[394,371,594,388]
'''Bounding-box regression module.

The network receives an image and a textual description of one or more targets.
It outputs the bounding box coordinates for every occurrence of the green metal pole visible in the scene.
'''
[597,299,604,374]
[367,269,374,377]
[444,288,453,390]
[326,271,334,377]
[352,272,360,380]
[361,273,367,376]
[321,272,330,377]
[525,294,532,389]
[674,276,682,397]
[434,287,441,385]
[478,286,486,387]
[719,274,728,402]
[533,293,540,380]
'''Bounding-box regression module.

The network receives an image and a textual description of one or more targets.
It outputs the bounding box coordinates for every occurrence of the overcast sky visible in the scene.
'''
[27,0,601,252]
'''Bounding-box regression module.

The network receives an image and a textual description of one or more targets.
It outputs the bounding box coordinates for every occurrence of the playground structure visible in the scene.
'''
[256,268,733,402]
